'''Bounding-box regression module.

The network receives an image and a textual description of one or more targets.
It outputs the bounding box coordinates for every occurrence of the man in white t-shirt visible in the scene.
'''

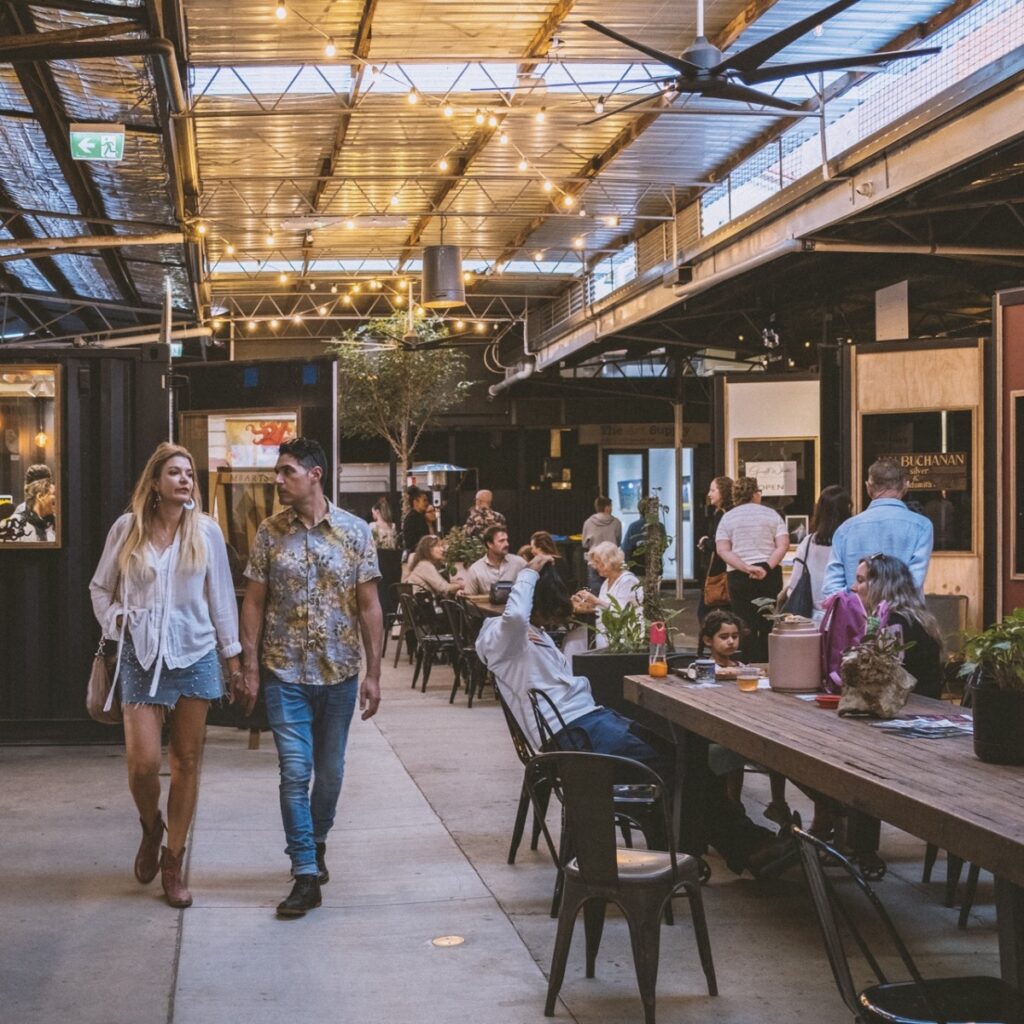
[715,476,789,661]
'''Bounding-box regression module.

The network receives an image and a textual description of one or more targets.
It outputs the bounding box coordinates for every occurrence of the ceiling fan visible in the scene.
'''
[573,0,940,123]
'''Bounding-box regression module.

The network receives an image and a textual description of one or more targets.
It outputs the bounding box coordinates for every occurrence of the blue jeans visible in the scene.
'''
[264,674,359,876]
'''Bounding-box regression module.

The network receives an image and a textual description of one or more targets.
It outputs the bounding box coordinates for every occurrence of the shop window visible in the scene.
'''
[861,410,973,553]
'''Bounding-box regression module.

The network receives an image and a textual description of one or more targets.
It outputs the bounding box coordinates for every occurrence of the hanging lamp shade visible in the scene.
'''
[421,244,466,308]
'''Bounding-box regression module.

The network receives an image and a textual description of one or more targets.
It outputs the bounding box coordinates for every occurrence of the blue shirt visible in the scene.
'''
[822,498,933,596]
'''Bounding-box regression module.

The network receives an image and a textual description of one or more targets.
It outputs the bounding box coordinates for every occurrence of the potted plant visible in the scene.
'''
[959,608,1024,765]
[443,526,484,576]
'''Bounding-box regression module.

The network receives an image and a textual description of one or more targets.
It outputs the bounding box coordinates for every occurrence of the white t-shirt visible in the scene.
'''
[716,502,788,570]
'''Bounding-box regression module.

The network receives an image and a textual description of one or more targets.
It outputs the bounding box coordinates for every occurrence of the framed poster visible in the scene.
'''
[735,437,817,520]
[0,365,61,548]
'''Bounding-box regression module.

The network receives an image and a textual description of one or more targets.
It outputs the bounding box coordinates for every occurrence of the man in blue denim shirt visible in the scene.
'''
[239,437,383,918]
[822,459,933,596]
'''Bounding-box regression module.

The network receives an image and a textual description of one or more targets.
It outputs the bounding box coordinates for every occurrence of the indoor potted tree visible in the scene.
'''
[959,608,1024,765]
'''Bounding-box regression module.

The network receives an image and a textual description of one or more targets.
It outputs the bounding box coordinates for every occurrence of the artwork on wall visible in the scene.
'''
[0,365,61,548]
[786,515,810,545]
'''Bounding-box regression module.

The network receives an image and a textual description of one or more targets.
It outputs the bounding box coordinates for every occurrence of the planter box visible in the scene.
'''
[973,685,1024,765]
[571,651,669,738]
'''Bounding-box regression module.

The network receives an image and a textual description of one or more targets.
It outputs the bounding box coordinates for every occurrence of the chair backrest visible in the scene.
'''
[459,598,485,641]
[399,591,439,642]
[793,825,937,1019]
[495,683,536,767]
[526,751,673,887]
[528,688,590,752]
[441,599,464,646]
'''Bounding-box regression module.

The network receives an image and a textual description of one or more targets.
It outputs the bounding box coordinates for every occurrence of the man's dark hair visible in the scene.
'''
[595,496,612,512]
[534,563,573,625]
[278,437,328,481]
[482,524,507,547]
[24,464,52,485]
[407,485,425,503]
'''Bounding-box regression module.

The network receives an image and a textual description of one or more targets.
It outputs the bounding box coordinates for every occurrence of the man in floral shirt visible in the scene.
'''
[463,489,506,538]
[239,437,382,918]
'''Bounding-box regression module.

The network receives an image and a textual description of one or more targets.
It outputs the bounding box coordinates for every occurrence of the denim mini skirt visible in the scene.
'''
[119,635,224,708]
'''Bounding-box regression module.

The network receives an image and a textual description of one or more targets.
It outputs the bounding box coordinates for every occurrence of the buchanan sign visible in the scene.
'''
[885,451,968,491]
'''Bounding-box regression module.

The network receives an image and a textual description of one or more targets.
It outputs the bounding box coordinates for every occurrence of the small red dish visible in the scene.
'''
[815,693,841,709]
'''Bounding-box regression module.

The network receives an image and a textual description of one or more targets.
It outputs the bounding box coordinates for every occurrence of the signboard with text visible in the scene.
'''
[746,460,798,497]
[885,451,968,491]
[578,422,710,446]
[69,123,125,161]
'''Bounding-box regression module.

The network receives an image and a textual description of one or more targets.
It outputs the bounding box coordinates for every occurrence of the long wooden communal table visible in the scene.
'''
[624,674,1024,988]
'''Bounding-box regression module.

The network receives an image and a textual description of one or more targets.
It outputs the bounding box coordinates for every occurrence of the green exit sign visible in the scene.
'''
[69,123,125,161]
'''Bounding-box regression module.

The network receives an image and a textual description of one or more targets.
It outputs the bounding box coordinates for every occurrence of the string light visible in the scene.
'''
[324,37,337,58]
[344,219,355,230]
[474,110,485,126]
[533,250,544,261]
[578,207,587,217]
[454,320,465,330]
[292,313,302,324]
[270,318,280,329]
[442,102,454,118]
[438,156,449,172]
[415,306,425,317]
[278,272,288,284]
[247,320,257,331]
[309,281,317,290]
[331,284,338,293]
[562,194,575,208]
[407,87,419,105]
[274,1,286,20]
[398,279,407,290]
[517,157,528,172]
[395,294,405,305]
[318,305,327,315]
[474,321,486,333]
[342,294,352,305]
[370,279,381,290]
[535,107,546,124]
[463,270,476,284]
[594,96,605,114]
[389,194,399,206]
[225,243,235,255]
[211,318,223,329]
[573,236,584,249]
[498,132,509,145]
[35,430,48,448]
[602,214,620,227]
[487,113,498,128]
[265,232,275,246]
[542,180,553,193]
[196,222,207,236]
[352,283,361,293]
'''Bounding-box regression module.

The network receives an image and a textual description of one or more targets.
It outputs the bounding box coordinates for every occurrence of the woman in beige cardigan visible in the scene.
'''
[405,535,463,597]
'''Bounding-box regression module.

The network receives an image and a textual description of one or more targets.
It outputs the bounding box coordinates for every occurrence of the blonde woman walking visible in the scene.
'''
[90,443,241,908]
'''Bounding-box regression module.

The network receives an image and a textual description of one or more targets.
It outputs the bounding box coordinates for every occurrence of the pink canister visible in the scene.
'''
[768,618,823,693]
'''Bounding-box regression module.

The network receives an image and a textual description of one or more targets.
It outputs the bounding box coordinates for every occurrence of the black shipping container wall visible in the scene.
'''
[0,350,167,742]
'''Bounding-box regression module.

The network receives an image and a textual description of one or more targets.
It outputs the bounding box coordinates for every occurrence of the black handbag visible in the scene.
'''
[781,556,814,619]
[489,580,514,604]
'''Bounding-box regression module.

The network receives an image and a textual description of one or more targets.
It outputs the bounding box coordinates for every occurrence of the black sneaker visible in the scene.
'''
[746,835,800,880]
[315,842,330,885]
[277,875,322,917]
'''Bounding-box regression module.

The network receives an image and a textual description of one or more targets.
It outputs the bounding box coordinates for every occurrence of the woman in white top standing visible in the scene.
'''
[90,443,241,909]
[715,476,789,662]
[783,485,852,623]
[573,541,644,649]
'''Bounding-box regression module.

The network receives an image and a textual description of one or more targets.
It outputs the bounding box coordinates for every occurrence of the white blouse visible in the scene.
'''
[594,571,644,650]
[90,513,241,690]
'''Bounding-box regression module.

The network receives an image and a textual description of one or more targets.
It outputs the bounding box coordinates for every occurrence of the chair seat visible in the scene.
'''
[566,848,701,885]
[860,976,1024,1024]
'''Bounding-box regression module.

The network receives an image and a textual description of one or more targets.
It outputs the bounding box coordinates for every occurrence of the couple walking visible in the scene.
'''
[90,437,383,916]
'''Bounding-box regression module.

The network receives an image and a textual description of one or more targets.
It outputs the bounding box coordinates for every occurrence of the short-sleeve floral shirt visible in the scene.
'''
[245,502,381,686]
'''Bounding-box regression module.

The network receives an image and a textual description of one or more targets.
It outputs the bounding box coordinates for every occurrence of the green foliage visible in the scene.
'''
[637,495,671,625]
[959,608,1024,692]
[443,526,484,573]
[587,595,647,654]
[330,313,476,472]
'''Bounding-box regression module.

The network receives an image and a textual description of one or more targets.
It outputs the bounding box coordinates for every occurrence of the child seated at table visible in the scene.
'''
[700,611,792,825]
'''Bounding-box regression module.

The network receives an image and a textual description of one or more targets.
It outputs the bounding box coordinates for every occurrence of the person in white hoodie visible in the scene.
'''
[581,496,622,594]
[476,556,797,879]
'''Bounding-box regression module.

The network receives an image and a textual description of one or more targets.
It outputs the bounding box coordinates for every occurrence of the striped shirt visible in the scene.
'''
[716,502,788,570]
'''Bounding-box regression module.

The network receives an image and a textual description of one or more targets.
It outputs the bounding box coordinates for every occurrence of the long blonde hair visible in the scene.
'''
[118,443,206,580]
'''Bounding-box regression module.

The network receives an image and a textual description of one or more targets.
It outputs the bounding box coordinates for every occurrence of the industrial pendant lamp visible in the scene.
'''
[421,218,466,308]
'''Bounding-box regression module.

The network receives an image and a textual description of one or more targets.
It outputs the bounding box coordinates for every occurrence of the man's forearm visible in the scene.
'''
[240,596,264,665]
[358,603,384,677]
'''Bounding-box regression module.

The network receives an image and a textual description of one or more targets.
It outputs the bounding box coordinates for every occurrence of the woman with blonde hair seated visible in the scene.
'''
[405,534,463,598]
[574,540,644,649]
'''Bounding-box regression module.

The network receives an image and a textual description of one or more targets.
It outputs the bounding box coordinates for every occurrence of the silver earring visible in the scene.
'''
[183,499,196,511]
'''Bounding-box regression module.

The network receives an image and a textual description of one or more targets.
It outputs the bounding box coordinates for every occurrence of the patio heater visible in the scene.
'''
[408,462,467,533]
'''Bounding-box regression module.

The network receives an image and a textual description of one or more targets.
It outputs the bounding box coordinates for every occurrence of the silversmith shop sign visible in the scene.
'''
[886,451,968,491]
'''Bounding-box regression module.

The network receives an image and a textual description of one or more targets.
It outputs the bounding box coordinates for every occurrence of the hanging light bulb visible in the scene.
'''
[270,318,280,329]
[318,305,327,315]
[278,272,288,284]
[594,96,605,114]
[535,107,546,124]
[274,1,286,20]
[389,194,399,207]
[407,87,419,105]
[603,214,620,228]
[394,294,405,305]
[324,37,337,57]
[35,430,48,448]
[474,109,485,126]
[415,306,425,317]
[247,320,257,331]
[309,281,317,290]
[462,270,475,284]
[292,313,302,324]
[542,180,553,193]
[265,232,275,246]
[487,113,498,128]
[533,250,544,261]
[225,243,235,255]
[454,320,465,330]
[352,283,361,293]
[442,102,454,118]
[517,157,528,172]
[498,131,509,145]
[562,194,575,208]
[578,207,587,217]
[342,294,352,306]
[438,156,449,172]
[331,284,338,293]
[573,236,584,249]
[370,279,381,290]
[474,321,486,333]
[398,279,407,290]
[196,222,208,236]
[344,219,355,230]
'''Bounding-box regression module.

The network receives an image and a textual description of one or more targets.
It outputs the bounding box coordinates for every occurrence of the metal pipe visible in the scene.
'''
[488,356,536,397]
[0,231,184,257]
[671,240,804,301]
[803,240,1024,258]
[4,326,212,348]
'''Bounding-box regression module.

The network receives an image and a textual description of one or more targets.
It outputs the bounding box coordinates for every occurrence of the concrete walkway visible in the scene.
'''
[1,653,1001,1024]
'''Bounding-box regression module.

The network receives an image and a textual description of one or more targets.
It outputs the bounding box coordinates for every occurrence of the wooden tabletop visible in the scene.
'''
[460,596,506,616]
[624,674,1024,888]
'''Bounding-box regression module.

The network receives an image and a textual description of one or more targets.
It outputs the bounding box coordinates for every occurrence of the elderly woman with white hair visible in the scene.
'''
[573,540,644,649]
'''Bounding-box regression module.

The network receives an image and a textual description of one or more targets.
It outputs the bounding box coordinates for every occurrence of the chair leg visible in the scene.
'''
[945,854,965,908]
[619,818,634,848]
[531,785,552,851]
[682,882,718,996]
[583,897,607,978]
[623,896,663,1024]
[394,626,406,668]
[958,864,981,930]
[449,658,462,704]
[544,888,585,1017]
[421,647,434,692]
[922,843,939,883]
[411,649,423,689]
[508,780,532,865]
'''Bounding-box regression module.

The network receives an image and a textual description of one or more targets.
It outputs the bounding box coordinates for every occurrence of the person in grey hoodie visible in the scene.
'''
[581,496,622,594]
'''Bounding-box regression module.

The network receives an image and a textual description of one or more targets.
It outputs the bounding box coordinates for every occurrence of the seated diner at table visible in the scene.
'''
[460,524,527,596]
[572,541,643,649]
[476,555,798,879]
[404,534,464,598]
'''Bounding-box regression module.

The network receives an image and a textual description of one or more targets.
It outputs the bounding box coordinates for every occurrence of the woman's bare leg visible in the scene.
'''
[122,704,165,828]
[166,697,209,854]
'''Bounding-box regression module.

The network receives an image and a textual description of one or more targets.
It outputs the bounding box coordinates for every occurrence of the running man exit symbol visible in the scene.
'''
[69,123,125,161]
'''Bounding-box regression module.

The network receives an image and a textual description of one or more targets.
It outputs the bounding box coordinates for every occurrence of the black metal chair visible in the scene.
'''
[526,751,717,1024]
[399,591,455,693]
[794,823,1024,1024]
[387,582,415,668]
[442,599,486,707]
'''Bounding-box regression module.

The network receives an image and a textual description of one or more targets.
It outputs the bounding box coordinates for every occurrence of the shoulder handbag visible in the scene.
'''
[489,580,514,605]
[85,572,128,724]
[781,556,814,619]
[703,570,730,608]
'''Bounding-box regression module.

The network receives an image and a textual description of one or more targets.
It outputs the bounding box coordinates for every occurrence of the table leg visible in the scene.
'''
[995,877,1024,988]
[669,722,710,857]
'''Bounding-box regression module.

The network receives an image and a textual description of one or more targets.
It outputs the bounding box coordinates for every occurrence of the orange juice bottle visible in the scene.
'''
[648,621,668,677]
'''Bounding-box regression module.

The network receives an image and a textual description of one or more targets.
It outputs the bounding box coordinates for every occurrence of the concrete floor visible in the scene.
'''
[0,651,1001,1024]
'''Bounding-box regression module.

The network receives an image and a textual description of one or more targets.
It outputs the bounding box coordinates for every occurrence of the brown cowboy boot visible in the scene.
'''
[134,811,165,884]
[160,846,193,908]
